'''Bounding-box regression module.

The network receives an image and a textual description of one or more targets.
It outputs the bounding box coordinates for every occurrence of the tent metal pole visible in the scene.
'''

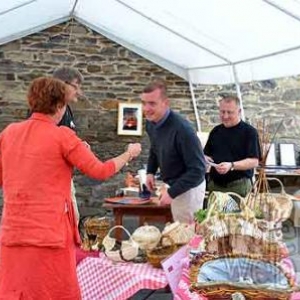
[232,65,245,121]
[188,80,201,132]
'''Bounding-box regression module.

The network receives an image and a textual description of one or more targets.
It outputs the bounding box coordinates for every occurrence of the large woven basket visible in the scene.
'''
[190,253,295,300]
[146,236,176,268]
[246,177,293,223]
[196,192,285,260]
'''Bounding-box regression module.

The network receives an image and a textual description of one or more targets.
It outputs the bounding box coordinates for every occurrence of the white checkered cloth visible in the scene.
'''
[77,254,168,300]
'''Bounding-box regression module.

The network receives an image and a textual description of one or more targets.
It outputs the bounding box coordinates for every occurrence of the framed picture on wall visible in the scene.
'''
[117,102,143,136]
[279,143,296,166]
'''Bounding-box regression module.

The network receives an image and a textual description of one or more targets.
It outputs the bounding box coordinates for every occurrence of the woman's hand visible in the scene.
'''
[126,143,142,159]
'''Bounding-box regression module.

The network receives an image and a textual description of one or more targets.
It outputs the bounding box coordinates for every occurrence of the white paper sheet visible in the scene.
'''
[280,143,296,166]
[161,245,188,294]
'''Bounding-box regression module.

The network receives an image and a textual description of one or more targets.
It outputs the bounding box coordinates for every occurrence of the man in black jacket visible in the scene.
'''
[53,67,84,131]
[53,67,84,223]
[27,67,84,223]
[204,95,260,197]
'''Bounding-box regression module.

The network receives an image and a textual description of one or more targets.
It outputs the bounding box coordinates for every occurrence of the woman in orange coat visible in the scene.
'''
[0,77,141,299]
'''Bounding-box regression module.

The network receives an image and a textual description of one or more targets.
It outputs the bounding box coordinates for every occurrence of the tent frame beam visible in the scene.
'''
[263,0,300,23]
[0,0,36,16]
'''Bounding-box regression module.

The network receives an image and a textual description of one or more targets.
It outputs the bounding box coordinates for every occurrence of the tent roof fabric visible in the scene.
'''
[1,0,300,84]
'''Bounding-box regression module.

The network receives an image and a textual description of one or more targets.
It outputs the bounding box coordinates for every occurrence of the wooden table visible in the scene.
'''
[255,170,300,226]
[103,200,173,240]
[255,170,300,194]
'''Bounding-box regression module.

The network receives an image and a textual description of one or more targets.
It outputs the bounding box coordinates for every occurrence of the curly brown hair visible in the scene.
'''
[27,77,67,115]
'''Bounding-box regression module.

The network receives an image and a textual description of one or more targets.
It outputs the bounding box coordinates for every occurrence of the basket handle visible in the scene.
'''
[206,191,246,219]
[224,192,247,209]
[107,225,132,240]
[161,235,176,252]
[266,177,285,194]
[221,192,256,221]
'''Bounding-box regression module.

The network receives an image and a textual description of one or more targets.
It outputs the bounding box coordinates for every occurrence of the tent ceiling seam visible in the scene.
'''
[188,44,300,71]
[0,16,70,46]
[75,15,185,71]
[262,0,300,23]
[0,0,36,16]
[114,0,232,64]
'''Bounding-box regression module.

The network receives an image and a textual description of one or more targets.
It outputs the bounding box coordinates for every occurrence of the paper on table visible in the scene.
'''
[161,245,188,294]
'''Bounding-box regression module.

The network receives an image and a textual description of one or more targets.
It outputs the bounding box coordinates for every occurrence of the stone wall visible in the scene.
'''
[0,20,300,211]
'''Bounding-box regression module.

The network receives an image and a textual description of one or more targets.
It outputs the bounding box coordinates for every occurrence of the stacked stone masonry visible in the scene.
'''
[1,20,300,211]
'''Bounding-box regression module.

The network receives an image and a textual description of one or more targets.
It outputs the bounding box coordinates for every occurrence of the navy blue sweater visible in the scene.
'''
[146,110,206,198]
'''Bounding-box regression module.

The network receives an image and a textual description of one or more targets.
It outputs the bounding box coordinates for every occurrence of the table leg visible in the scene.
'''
[113,208,123,240]
[166,210,173,223]
[139,216,146,226]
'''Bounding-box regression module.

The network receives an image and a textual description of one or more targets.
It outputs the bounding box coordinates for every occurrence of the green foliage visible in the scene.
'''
[194,209,208,223]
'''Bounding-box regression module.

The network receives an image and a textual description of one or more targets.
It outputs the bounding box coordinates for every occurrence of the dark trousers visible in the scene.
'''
[204,177,252,208]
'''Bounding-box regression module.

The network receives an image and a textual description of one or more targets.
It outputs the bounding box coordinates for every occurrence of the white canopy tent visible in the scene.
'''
[1,0,300,129]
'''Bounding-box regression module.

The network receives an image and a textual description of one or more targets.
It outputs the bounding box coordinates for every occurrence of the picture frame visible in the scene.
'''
[265,143,277,166]
[279,143,296,166]
[117,102,143,136]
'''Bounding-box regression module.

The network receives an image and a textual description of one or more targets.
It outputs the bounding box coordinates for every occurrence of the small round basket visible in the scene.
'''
[146,236,176,268]
[82,216,110,251]
[102,225,139,262]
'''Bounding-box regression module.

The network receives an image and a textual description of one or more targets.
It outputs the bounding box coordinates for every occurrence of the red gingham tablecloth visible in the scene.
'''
[77,253,168,300]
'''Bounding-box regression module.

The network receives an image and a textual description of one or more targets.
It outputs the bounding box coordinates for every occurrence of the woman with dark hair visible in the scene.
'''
[0,77,141,299]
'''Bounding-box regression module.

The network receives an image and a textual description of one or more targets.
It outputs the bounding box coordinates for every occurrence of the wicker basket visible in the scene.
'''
[246,177,293,223]
[102,225,139,262]
[81,216,110,251]
[162,221,195,247]
[146,236,176,268]
[190,253,295,300]
[196,192,285,261]
[131,224,161,251]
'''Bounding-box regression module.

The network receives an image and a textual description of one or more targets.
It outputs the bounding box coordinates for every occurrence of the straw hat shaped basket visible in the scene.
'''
[102,225,139,262]
[131,224,161,251]
[162,221,195,247]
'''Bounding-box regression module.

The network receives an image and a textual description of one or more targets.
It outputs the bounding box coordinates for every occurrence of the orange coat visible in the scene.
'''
[0,113,115,248]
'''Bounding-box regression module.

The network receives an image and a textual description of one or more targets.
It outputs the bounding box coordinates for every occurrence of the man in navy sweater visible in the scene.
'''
[141,79,206,223]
